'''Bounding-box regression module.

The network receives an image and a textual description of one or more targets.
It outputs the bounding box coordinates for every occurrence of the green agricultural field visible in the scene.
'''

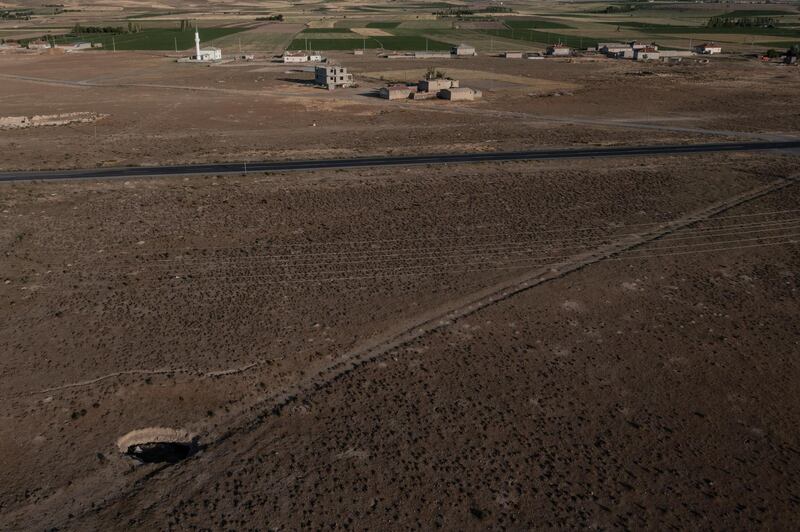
[366,22,402,29]
[478,28,601,48]
[287,35,452,51]
[60,27,246,50]
[612,21,800,38]
[760,40,800,48]
[504,19,573,30]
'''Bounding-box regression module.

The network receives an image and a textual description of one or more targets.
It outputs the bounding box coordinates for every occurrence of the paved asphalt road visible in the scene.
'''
[1,140,799,183]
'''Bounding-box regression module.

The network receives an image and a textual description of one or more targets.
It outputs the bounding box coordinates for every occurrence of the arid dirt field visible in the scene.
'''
[1,150,799,528]
[1,51,799,173]
[1,36,800,530]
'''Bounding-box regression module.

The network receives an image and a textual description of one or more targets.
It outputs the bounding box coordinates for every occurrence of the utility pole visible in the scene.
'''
[112,36,116,52]
[174,36,177,53]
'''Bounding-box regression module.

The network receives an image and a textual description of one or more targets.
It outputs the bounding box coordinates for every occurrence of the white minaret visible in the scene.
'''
[195,28,201,60]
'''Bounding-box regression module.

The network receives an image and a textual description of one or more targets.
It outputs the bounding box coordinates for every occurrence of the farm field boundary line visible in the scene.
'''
[20,208,800,257]
[2,141,800,182]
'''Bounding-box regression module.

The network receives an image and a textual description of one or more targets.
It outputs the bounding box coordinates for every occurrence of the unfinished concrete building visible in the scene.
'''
[314,64,354,90]
[418,78,459,92]
[380,77,481,102]
[380,85,417,100]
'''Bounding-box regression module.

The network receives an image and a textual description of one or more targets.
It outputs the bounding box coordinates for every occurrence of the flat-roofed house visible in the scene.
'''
[546,44,571,57]
[695,43,722,55]
[439,87,482,101]
[633,47,660,61]
[418,78,459,92]
[413,51,452,59]
[379,84,416,100]
[283,51,309,63]
[599,43,633,58]
[27,40,52,50]
[451,43,476,56]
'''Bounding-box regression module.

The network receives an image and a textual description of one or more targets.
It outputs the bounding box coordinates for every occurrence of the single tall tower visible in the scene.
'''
[195,28,201,60]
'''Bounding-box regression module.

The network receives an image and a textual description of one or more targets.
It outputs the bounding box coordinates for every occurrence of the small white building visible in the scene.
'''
[308,51,323,62]
[629,41,655,51]
[196,47,221,61]
[413,51,452,59]
[283,51,309,63]
[502,51,523,59]
[546,44,571,57]
[695,43,722,55]
[633,47,660,61]
[27,40,52,50]
[452,43,476,56]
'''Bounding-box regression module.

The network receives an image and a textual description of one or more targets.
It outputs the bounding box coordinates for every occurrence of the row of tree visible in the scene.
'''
[1,9,33,20]
[706,16,778,28]
[70,24,124,34]
[70,22,144,35]
[765,44,800,58]
[434,6,515,17]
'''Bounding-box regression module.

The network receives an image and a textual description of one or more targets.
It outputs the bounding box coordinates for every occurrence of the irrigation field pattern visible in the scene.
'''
[28,207,800,289]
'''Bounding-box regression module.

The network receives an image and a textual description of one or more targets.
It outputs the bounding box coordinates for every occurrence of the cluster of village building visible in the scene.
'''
[282,50,323,63]
[0,39,103,52]
[493,41,723,62]
[593,41,721,61]
[379,77,482,101]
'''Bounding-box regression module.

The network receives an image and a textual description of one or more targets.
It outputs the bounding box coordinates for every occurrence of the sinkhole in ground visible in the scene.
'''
[116,427,198,464]
[125,441,196,463]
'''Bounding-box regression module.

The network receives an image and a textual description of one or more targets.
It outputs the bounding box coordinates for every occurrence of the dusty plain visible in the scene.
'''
[1,3,800,530]
[1,51,799,172]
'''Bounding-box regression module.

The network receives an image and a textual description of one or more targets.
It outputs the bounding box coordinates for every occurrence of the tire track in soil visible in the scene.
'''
[221,175,799,433]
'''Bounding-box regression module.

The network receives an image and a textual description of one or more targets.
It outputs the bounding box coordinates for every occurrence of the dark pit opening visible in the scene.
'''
[126,441,197,464]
